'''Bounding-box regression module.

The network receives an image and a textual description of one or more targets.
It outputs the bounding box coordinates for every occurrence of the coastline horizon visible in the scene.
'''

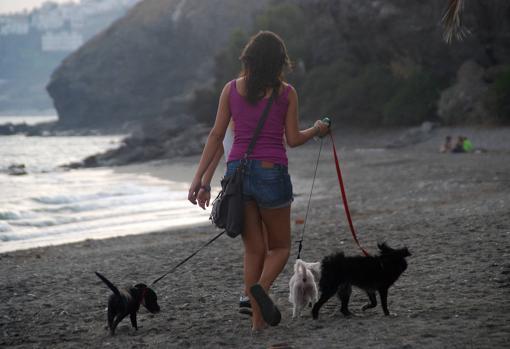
[0,128,212,253]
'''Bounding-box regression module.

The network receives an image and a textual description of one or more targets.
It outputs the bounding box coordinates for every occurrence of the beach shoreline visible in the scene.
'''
[1,127,509,348]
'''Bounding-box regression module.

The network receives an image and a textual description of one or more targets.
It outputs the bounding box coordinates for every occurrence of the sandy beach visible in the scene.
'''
[1,127,509,348]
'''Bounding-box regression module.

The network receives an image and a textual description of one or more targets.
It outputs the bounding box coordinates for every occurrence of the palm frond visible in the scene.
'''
[441,0,470,43]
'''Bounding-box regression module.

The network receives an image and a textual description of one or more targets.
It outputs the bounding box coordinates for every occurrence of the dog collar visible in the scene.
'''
[138,288,147,305]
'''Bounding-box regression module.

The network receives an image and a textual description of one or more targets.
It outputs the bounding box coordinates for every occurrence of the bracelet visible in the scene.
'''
[200,184,211,192]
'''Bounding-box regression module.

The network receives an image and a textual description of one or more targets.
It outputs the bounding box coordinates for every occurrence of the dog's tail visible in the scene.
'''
[95,271,121,297]
[296,260,308,283]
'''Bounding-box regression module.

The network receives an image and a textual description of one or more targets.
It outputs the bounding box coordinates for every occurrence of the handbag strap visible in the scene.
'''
[243,87,278,159]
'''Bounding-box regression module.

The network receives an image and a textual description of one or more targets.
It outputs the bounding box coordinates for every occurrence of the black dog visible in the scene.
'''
[95,272,160,335]
[312,243,410,319]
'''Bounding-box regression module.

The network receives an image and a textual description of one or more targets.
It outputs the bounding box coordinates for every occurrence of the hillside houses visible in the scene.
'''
[0,0,140,112]
[0,0,139,51]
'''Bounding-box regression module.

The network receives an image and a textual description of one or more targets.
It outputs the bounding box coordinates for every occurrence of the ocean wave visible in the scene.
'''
[32,191,187,214]
[32,189,141,205]
[1,207,208,242]
[8,216,77,228]
[10,204,190,228]
[0,210,36,220]
[0,134,209,250]
[31,181,184,203]
[0,222,12,233]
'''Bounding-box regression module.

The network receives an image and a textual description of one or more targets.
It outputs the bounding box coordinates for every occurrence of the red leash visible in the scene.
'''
[329,133,370,256]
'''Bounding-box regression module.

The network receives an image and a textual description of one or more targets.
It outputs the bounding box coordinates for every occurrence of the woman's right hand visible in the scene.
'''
[188,177,202,205]
[196,188,211,210]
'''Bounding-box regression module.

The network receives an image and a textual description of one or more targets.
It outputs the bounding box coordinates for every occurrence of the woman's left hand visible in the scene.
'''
[188,177,202,205]
[314,120,330,138]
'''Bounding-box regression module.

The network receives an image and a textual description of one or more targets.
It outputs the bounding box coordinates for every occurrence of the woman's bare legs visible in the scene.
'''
[242,202,291,331]
[242,201,266,330]
[258,206,291,291]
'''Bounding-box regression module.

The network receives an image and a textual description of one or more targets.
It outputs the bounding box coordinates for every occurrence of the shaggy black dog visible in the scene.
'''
[312,243,411,319]
[95,272,160,335]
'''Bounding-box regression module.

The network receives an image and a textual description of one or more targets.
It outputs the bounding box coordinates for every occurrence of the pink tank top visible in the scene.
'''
[227,79,291,166]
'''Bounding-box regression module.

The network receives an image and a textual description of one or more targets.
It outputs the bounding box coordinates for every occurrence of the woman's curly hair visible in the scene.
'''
[239,31,291,104]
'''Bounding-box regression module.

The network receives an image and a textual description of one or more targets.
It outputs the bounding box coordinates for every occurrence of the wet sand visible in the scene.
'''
[1,127,509,348]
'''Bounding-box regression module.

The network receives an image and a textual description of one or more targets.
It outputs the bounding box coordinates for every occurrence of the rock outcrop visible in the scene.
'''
[47,0,269,129]
[66,120,210,168]
[438,61,491,124]
[386,121,439,148]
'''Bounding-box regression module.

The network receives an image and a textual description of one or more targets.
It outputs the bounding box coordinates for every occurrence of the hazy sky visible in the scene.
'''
[0,0,80,14]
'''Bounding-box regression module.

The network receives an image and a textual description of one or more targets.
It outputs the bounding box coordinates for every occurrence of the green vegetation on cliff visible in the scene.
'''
[485,67,510,123]
[190,0,510,127]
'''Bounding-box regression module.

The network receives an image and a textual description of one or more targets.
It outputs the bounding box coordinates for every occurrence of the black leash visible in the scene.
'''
[296,137,324,260]
[151,230,225,285]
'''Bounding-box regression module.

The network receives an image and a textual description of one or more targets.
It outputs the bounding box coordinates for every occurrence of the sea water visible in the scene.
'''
[0,116,209,253]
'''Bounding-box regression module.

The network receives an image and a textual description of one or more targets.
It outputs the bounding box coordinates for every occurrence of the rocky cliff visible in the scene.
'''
[0,0,140,114]
[47,0,268,129]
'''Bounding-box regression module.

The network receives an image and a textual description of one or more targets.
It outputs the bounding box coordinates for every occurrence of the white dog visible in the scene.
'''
[288,259,319,318]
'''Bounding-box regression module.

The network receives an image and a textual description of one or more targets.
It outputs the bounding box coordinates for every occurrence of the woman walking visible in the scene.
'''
[188,31,329,332]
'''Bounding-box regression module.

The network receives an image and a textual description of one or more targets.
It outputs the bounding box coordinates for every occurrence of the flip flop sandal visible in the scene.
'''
[269,344,292,349]
[250,284,281,326]
[239,296,252,316]
[239,307,252,316]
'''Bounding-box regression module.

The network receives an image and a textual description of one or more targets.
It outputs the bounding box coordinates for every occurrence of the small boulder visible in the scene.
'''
[438,61,490,124]
[8,164,27,176]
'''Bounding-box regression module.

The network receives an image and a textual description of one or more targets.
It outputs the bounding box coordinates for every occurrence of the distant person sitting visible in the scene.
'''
[462,136,474,152]
[439,135,452,153]
[452,136,475,153]
[451,136,465,153]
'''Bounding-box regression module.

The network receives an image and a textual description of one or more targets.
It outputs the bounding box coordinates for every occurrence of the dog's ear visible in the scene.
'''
[377,242,392,253]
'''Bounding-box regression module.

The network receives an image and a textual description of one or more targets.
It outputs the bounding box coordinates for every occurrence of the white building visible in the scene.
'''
[0,15,30,35]
[1,0,141,46]
[30,3,65,31]
[41,31,84,51]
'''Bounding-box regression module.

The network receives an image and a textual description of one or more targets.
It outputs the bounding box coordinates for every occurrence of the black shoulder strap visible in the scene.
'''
[244,87,278,158]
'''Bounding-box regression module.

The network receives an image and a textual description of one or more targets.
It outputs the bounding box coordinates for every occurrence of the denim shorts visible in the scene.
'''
[225,159,293,209]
